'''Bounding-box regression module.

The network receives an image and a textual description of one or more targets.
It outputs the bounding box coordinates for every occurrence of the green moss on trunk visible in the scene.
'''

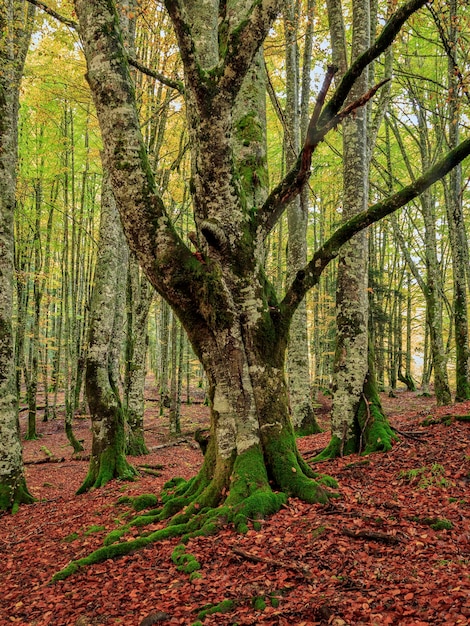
[0,480,35,514]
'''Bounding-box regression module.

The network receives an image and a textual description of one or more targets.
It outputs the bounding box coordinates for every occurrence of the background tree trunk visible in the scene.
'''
[79,172,136,493]
[0,0,35,512]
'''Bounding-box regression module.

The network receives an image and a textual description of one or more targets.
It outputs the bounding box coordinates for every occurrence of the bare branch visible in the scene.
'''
[257,74,388,236]
[318,0,429,126]
[325,78,391,132]
[27,0,77,28]
[26,0,182,93]
[427,2,470,103]
[256,0,430,238]
[127,57,184,94]
[218,0,282,98]
[280,136,470,321]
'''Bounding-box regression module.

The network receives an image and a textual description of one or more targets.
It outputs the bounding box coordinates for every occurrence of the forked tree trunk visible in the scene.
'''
[69,0,470,539]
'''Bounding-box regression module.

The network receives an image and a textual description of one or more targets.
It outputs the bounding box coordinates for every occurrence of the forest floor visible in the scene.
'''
[1,385,469,626]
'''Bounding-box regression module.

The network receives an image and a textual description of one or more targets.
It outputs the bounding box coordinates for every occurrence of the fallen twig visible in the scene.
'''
[391,426,427,440]
[232,546,313,579]
[341,527,402,544]
[24,456,65,465]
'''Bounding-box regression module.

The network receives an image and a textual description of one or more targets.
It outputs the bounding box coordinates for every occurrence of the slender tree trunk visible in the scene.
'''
[0,0,35,512]
[79,172,137,493]
[125,255,153,454]
[318,0,396,458]
[168,313,181,436]
[284,0,320,434]
[442,0,470,401]
[398,273,416,391]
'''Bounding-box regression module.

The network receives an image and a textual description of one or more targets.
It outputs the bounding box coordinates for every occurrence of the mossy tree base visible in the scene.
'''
[54,442,336,581]
[314,363,397,461]
[126,431,149,456]
[65,423,84,454]
[0,480,35,514]
[294,409,322,437]
[76,447,138,494]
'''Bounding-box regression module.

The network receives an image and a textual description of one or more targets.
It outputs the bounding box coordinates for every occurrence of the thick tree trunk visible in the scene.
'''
[79,173,137,493]
[0,0,35,512]
[58,0,470,577]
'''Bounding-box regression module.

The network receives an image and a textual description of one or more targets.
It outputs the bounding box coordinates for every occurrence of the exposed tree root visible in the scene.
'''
[53,445,336,581]
[312,365,398,461]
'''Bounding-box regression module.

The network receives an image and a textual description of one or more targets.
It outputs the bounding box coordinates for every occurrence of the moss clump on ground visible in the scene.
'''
[197,599,235,621]
[412,516,453,531]
[171,543,201,574]
[252,596,267,611]
[84,525,106,536]
[421,415,453,427]
[398,464,450,489]
[131,494,159,511]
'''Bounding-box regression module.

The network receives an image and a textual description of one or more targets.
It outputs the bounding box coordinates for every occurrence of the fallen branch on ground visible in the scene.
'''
[341,527,403,544]
[232,546,313,579]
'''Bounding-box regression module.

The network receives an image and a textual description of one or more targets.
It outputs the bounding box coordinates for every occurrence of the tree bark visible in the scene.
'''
[284,0,320,435]
[0,0,35,512]
[79,172,137,493]
[443,0,470,401]
[125,255,153,455]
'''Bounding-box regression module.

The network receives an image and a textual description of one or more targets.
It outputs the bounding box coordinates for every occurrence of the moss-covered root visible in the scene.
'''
[263,431,335,504]
[312,378,397,461]
[52,521,192,582]
[0,480,35,514]
[53,446,335,583]
[357,394,397,455]
[196,599,235,621]
[76,448,138,494]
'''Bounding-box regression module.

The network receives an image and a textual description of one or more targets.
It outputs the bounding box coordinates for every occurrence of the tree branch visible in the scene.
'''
[164,0,205,101]
[218,0,282,98]
[257,76,389,236]
[427,2,470,103]
[73,0,209,320]
[127,57,184,94]
[318,0,429,127]
[280,136,470,321]
[27,0,77,28]
[255,0,429,238]
[26,0,183,93]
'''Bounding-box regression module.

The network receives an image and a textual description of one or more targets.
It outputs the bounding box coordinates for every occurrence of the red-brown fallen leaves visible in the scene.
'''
[0,390,469,625]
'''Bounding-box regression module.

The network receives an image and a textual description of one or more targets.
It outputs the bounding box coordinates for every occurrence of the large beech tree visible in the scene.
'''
[65,0,470,542]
